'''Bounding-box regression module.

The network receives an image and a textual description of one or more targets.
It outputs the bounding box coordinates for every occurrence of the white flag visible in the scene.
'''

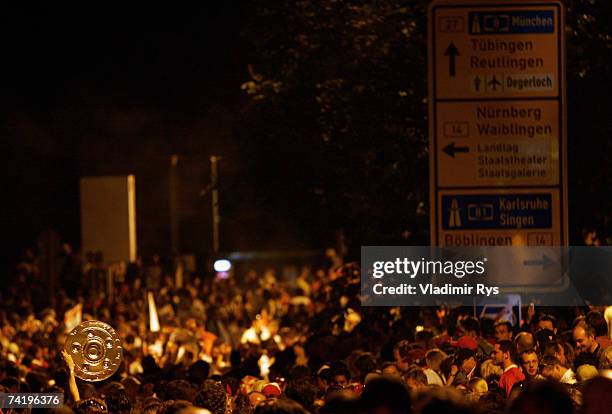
[148,292,160,332]
[64,303,82,333]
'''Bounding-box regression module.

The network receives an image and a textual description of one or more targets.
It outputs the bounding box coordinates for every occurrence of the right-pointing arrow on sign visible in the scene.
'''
[443,142,469,158]
[523,254,555,270]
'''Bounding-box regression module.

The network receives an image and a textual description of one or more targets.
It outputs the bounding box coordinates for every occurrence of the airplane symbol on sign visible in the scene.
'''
[487,75,503,91]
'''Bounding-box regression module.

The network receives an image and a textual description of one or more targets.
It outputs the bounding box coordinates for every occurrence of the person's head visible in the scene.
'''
[284,380,316,413]
[456,349,477,374]
[353,352,377,382]
[164,400,194,414]
[364,372,382,385]
[232,394,253,414]
[494,321,513,342]
[393,340,413,373]
[561,342,575,368]
[425,349,446,371]
[248,392,266,408]
[479,359,502,381]
[78,383,98,400]
[415,330,434,347]
[537,315,557,334]
[542,341,567,367]
[360,376,412,414]
[508,380,573,414]
[520,350,539,379]
[381,362,401,378]
[176,408,212,414]
[120,376,142,401]
[193,380,227,414]
[143,400,163,414]
[581,376,612,414]
[25,371,44,393]
[515,332,536,354]
[478,391,506,413]
[493,340,517,368]
[410,386,471,414]
[573,324,598,353]
[319,390,360,414]
[0,377,20,393]
[315,366,332,393]
[162,380,196,402]
[586,310,609,338]
[330,365,350,388]
[534,329,556,352]
[253,399,308,414]
[404,367,427,392]
[600,345,612,369]
[539,355,567,382]
[188,361,211,386]
[75,398,108,414]
[577,364,599,382]
[459,317,480,338]
[467,377,488,395]
[105,389,132,414]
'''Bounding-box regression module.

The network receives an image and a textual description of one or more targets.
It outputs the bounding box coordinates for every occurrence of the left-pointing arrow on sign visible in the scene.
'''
[443,142,469,158]
[444,43,459,76]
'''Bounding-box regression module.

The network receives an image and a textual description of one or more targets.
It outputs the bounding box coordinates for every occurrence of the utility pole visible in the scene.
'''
[210,155,221,253]
[169,155,180,256]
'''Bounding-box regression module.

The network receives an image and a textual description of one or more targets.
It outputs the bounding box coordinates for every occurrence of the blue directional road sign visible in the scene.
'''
[441,193,552,230]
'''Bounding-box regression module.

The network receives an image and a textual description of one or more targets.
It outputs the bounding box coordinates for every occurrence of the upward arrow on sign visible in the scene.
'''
[444,43,459,76]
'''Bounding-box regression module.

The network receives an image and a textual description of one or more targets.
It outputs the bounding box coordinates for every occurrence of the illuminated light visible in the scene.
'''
[416,325,424,333]
[260,326,271,341]
[214,259,232,272]
[343,308,362,333]
[148,341,163,358]
[176,346,185,362]
[258,353,271,378]
[241,327,259,344]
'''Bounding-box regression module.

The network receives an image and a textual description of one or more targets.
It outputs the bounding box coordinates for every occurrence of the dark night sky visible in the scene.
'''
[2,4,287,269]
[7,3,609,273]
[3,5,243,108]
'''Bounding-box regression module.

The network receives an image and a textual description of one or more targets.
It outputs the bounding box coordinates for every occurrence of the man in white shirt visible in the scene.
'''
[423,349,447,386]
[540,355,577,384]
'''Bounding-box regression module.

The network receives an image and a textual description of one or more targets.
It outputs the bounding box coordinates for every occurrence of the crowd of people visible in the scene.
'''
[1,248,612,414]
